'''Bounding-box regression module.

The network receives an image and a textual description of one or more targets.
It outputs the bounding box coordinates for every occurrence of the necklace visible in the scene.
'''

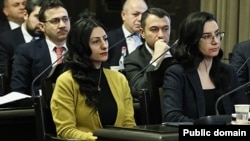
[97,68,102,92]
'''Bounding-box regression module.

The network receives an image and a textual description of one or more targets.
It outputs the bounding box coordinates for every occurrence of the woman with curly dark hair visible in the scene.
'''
[162,11,248,122]
[50,18,136,140]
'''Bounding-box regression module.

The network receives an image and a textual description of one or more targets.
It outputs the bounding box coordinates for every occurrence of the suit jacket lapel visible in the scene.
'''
[186,70,205,116]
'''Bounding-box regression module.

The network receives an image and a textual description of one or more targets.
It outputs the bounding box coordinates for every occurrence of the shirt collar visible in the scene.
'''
[21,23,33,43]
[45,38,67,52]
[145,42,154,56]
[122,24,136,38]
[8,21,20,30]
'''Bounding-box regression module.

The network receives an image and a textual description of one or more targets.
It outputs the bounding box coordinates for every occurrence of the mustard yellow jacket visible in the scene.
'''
[51,68,136,140]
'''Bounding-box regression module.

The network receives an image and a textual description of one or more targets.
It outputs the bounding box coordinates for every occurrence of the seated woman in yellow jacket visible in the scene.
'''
[50,18,136,140]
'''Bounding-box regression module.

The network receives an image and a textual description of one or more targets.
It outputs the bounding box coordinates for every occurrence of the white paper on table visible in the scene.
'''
[0,92,31,105]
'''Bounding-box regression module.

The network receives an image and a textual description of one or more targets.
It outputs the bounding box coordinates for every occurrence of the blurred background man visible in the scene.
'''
[0,0,43,95]
[105,0,148,69]
[0,0,27,33]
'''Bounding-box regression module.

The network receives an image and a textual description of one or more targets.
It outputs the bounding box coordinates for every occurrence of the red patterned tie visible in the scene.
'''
[54,47,64,64]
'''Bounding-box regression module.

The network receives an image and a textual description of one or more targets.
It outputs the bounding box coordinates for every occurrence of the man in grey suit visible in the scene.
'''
[10,0,70,96]
[0,0,43,95]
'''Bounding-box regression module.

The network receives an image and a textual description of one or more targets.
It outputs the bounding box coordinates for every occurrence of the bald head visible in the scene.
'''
[123,0,147,11]
[121,0,148,33]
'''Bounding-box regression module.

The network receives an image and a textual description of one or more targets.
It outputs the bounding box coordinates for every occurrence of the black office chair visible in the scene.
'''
[0,58,13,95]
[138,57,176,125]
[0,73,7,96]
[33,63,77,141]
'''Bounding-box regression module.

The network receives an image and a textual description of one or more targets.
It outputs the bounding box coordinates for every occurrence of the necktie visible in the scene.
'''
[54,47,64,64]
[133,33,142,47]
[127,33,142,54]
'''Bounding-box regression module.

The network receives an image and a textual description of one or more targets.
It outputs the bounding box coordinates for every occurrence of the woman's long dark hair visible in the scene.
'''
[64,18,107,111]
[174,12,231,93]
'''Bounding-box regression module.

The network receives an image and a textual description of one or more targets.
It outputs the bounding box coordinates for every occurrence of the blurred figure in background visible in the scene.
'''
[106,0,148,69]
[78,8,96,20]
[0,0,43,95]
[0,0,27,33]
[230,40,250,103]
[230,41,250,84]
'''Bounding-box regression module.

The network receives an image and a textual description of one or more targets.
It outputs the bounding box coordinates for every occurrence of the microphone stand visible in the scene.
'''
[31,53,67,97]
[215,81,250,115]
[236,56,250,73]
[194,81,250,125]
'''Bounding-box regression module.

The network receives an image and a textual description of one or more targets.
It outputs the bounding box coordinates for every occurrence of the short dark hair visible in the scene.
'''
[25,0,43,15]
[38,0,65,22]
[141,7,171,29]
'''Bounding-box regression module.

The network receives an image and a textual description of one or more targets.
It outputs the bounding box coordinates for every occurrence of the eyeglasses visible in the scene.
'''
[201,32,225,42]
[44,16,70,25]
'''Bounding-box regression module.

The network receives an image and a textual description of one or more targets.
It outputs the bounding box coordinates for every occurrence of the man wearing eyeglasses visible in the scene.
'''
[10,0,70,96]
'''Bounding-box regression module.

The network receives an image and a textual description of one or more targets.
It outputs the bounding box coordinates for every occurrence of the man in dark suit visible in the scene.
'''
[0,0,43,74]
[0,20,11,33]
[230,40,250,102]
[230,40,250,85]
[10,0,70,96]
[124,8,172,92]
[106,0,148,68]
[0,0,43,96]
[0,0,26,33]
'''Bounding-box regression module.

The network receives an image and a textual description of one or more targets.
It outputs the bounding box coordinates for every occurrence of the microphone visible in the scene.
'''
[215,81,250,115]
[31,52,67,97]
[194,81,250,125]
[129,40,178,91]
[108,32,136,51]
[236,56,250,73]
